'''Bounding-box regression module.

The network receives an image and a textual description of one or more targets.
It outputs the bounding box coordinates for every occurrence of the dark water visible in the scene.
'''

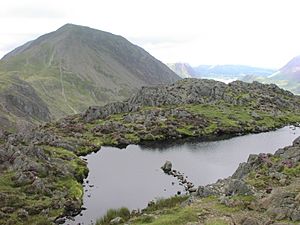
[66,126,300,225]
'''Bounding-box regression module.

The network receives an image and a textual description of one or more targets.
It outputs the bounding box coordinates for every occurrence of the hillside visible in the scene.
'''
[167,63,195,78]
[0,79,300,224]
[242,56,300,94]
[275,55,300,81]
[0,24,180,129]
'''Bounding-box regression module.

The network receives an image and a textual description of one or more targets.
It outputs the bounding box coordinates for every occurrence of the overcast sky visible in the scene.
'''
[1,0,300,69]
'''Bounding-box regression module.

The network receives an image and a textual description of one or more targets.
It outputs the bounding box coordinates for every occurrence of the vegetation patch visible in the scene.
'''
[96,207,130,225]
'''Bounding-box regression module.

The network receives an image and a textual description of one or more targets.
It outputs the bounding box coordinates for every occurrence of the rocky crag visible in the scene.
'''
[0,79,300,224]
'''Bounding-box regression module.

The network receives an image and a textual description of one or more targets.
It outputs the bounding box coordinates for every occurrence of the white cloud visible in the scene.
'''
[1,0,300,68]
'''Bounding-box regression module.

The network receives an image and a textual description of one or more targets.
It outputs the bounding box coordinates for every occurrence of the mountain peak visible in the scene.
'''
[279,55,300,81]
[56,23,92,32]
[0,24,180,124]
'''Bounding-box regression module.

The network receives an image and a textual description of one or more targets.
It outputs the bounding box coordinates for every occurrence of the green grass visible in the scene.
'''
[176,125,194,136]
[283,164,300,177]
[144,195,189,213]
[132,207,199,225]
[205,218,229,225]
[55,177,83,199]
[124,133,140,143]
[96,207,130,225]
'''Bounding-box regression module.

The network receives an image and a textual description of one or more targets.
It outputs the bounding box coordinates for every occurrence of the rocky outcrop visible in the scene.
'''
[0,127,88,225]
[0,76,51,131]
[83,79,300,122]
[195,136,300,223]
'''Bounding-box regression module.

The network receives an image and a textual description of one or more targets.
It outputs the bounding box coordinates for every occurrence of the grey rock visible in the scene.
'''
[188,187,197,193]
[291,209,300,221]
[292,136,300,146]
[251,111,262,120]
[110,216,124,224]
[197,186,219,197]
[241,217,260,225]
[224,179,254,196]
[17,209,28,219]
[161,161,172,173]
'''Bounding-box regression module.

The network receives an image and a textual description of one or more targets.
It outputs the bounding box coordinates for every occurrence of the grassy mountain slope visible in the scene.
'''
[0,24,180,123]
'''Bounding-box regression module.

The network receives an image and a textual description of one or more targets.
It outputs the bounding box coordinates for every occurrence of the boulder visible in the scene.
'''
[251,111,262,120]
[197,186,219,197]
[224,179,254,196]
[241,217,260,225]
[292,136,300,146]
[16,209,28,219]
[161,161,172,173]
[110,216,124,225]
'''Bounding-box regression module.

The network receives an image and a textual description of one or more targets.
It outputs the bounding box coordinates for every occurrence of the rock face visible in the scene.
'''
[83,78,300,122]
[0,76,51,132]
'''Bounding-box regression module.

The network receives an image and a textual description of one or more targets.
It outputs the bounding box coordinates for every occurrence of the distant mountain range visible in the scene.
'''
[0,24,180,130]
[242,56,300,94]
[168,61,300,95]
[167,63,275,80]
[193,65,275,78]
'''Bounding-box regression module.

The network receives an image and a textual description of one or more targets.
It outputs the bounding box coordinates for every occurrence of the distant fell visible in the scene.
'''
[0,24,180,128]
[167,63,195,78]
[272,55,300,82]
[193,64,275,78]
[242,56,300,94]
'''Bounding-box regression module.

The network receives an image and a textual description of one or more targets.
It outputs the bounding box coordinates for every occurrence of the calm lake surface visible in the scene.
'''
[66,126,300,225]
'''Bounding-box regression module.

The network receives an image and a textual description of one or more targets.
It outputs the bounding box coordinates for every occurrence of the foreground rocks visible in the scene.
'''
[194,136,300,223]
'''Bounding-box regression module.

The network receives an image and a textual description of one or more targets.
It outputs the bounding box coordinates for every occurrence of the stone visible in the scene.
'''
[197,186,218,197]
[188,187,197,193]
[241,217,260,225]
[17,209,28,219]
[251,111,262,120]
[291,209,300,221]
[224,179,254,196]
[161,161,172,173]
[292,136,300,146]
[110,216,124,224]
[55,218,66,224]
